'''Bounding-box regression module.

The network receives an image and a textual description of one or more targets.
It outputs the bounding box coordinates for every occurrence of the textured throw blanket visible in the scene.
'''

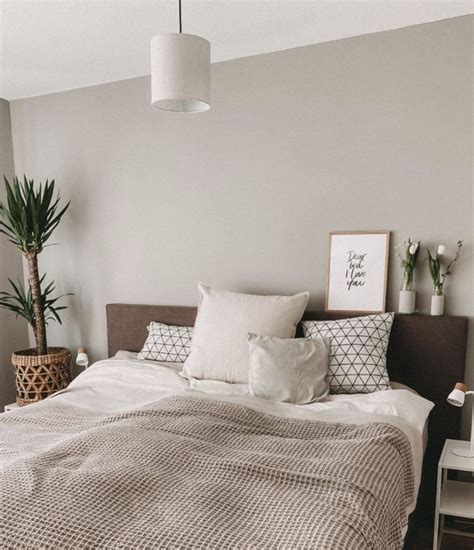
[0,394,414,549]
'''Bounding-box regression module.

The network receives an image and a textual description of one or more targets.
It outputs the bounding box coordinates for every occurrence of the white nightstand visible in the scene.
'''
[433,439,474,549]
[4,402,19,412]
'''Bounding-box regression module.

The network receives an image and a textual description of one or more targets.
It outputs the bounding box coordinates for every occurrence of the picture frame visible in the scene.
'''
[325,230,390,314]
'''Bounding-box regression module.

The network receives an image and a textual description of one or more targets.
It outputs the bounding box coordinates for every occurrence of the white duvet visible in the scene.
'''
[48,351,434,514]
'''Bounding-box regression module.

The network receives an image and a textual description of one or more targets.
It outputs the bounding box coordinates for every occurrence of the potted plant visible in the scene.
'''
[427,241,463,316]
[395,238,420,314]
[0,176,71,405]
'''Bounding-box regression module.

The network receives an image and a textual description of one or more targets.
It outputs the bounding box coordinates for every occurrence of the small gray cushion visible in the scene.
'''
[247,334,330,405]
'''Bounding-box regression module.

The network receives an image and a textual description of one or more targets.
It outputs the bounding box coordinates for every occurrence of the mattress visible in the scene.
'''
[51,351,432,479]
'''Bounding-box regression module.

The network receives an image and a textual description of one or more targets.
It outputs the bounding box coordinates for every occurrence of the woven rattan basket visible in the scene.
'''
[12,347,71,406]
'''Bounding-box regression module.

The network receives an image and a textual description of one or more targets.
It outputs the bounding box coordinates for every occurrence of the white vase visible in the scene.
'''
[399,290,416,314]
[431,295,445,316]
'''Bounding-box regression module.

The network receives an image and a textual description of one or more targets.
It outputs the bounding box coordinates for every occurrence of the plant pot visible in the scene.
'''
[398,290,416,314]
[431,295,445,317]
[11,347,71,406]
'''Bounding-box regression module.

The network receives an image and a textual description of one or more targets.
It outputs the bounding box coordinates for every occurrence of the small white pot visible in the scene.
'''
[399,290,416,314]
[431,295,445,316]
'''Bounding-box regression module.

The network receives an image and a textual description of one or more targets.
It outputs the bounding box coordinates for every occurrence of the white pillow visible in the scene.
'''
[182,284,309,383]
[248,334,330,405]
[138,322,193,363]
[301,313,394,394]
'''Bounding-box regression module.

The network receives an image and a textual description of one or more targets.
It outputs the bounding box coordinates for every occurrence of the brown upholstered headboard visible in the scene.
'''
[106,303,468,522]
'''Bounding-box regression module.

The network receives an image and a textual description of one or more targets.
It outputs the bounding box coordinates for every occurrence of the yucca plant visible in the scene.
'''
[0,176,70,356]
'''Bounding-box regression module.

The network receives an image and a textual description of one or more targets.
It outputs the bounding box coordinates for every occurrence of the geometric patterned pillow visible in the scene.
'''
[301,313,394,394]
[137,322,194,363]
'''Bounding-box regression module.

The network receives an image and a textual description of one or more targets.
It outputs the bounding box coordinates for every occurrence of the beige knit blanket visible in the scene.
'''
[0,393,414,549]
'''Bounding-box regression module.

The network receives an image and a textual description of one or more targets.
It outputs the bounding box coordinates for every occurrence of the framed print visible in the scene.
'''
[325,230,390,313]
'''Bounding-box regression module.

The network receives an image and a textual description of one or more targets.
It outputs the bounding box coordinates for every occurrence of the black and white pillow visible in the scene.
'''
[138,322,193,363]
[301,313,394,394]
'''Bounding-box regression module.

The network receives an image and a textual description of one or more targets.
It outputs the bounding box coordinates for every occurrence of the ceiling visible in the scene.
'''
[0,1,472,100]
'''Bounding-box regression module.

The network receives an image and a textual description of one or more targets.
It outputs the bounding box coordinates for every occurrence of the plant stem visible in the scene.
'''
[26,252,47,355]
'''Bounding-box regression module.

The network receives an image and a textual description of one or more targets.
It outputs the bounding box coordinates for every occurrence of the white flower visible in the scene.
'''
[437,244,446,255]
[409,242,419,255]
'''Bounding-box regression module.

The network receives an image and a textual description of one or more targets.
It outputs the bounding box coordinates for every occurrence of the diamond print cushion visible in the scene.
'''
[138,322,193,363]
[301,313,394,394]
[183,284,309,384]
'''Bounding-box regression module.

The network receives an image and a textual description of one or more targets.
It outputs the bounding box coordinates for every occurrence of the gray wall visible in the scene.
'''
[0,99,28,406]
[8,17,473,431]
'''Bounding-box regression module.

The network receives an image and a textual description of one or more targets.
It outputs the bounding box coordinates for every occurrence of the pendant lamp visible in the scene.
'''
[151,0,210,112]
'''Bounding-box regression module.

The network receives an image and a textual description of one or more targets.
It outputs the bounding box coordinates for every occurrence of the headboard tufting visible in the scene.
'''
[106,303,468,523]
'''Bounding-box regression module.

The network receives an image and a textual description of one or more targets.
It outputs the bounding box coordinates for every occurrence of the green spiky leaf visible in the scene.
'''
[0,176,70,254]
[0,276,72,331]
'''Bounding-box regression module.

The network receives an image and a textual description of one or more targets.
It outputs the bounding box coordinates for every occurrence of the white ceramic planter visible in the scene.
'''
[431,295,445,316]
[399,290,416,314]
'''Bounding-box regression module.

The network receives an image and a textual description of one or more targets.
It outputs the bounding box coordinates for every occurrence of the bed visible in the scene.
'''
[0,304,468,549]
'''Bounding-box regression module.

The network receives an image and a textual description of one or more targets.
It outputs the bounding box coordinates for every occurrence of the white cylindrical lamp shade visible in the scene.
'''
[447,382,468,407]
[447,389,465,407]
[151,33,210,113]
[76,347,89,368]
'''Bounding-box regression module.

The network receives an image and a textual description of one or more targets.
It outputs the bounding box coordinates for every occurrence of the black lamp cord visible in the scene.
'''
[179,0,182,33]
